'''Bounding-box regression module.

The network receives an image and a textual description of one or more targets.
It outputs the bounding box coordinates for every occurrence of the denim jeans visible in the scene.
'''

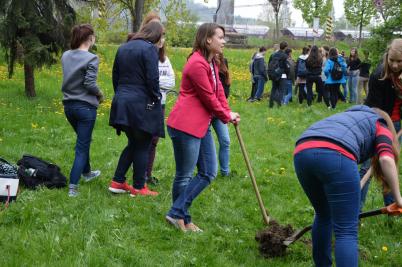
[294,148,360,267]
[269,79,286,108]
[348,70,359,103]
[64,101,97,185]
[212,118,230,176]
[254,76,266,99]
[282,79,293,105]
[342,75,349,101]
[113,127,152,189]
[167,126,217,224]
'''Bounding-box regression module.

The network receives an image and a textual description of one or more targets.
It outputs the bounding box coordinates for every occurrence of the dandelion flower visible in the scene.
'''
[382,246,388,252]
[31,123,38,128]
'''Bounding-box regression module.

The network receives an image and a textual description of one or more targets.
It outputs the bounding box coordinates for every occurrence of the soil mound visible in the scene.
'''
[255,220,294,257]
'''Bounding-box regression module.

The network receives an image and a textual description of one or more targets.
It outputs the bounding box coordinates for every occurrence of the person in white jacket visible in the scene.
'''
[146,41,175,184]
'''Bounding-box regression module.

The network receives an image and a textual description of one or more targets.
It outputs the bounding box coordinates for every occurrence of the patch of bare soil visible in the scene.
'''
[255,220,294,258]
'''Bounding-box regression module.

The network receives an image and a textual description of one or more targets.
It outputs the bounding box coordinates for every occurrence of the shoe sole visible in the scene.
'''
[129,193,159,197]
[108,187,128,194]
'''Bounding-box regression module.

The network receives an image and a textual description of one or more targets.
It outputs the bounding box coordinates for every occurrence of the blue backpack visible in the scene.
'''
[297,59,307,77]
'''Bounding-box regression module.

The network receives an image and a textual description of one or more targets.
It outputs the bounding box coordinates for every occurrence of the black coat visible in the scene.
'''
[364,64,396,116]
[109,39,164,137]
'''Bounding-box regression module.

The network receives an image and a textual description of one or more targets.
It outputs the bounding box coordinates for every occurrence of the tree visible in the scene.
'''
[293,0,333,27]
[267,0,283,40]
[344,0,376,46]
[373,0,401,23]
[0,0,76,97]
[113,0,156,32]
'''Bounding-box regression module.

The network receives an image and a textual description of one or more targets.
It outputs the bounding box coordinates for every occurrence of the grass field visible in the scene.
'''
[0,45,401,266]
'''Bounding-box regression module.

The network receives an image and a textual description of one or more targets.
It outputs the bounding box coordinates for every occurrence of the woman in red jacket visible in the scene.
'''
[165,23,240,232]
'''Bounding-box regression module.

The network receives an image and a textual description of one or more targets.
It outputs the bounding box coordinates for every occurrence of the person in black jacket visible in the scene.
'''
[250,46,268,101]
[305,45,327,107]
[357,50,371,104]
[361,38,402,209]
[108,21,164,196]
[268,41,289,108]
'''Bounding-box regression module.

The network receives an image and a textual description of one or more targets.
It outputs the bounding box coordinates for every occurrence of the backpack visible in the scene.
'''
[330,60,343,81]
[267,54,283,82]
[297,59,307,77]
[17,154,67,189]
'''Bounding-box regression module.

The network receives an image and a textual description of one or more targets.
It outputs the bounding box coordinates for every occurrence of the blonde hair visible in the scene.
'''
[381,38,402,80]
[371,108,400,193]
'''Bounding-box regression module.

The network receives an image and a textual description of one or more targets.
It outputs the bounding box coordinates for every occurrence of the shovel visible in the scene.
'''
[283,203,402,246]
[234,124,271,225]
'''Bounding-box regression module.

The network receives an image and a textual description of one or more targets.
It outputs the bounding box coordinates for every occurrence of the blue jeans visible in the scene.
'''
[211,118,230,176]
[342,75,349,101]
[254,76,266,99]
[282,79,293,105]
[348,71,359,103]
[64,101,97,185]
[294,148,359,267]
[167,126,217,224]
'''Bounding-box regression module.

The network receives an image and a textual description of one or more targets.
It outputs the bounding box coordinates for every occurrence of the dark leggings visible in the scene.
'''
[113,127,153,189]
[327,83,341,108]
[145,106,165,177]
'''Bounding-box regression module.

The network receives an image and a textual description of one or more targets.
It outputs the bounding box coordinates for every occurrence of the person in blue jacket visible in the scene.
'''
[294,105,402,267]
[108,21,164,197]
[324,47,347,109]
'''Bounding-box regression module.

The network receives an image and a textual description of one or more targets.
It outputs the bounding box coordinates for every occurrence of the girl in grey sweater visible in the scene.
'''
[61,24,103,197]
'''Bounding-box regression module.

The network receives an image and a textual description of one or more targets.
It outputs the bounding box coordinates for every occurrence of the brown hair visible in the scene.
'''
[159,42,166,63]
[371,108,400,193]
[329,47,338,61]
[381,39,402,80]
[215,53,231,86]
[140,11,161,30]
[70,24,94,50]
[130,21,164,44]
[306,45,322,67]
[190,23,225,61]
[349,47,359,61]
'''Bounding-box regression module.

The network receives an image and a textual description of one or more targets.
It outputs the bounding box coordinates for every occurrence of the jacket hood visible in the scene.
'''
[299,54,308,60]
[254,52,265,59]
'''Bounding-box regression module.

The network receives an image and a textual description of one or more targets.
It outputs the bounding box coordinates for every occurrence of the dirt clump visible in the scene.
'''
[255,220,294,258]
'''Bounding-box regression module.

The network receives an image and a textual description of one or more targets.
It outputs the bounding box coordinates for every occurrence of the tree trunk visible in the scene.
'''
[132,0,145,32]
[24,62,36,97]
[275,12,279,40]
[358,20,363,47]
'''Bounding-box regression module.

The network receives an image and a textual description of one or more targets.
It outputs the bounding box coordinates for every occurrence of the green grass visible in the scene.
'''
[0,45,401,266]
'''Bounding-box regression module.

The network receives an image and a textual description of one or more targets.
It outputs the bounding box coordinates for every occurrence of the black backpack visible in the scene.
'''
[297,59,307,77]
[331,60,343,81]
[267,54,283,82]
[17,154,67,189]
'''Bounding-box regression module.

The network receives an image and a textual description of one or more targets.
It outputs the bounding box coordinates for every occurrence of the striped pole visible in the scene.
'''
[325,16,333,41]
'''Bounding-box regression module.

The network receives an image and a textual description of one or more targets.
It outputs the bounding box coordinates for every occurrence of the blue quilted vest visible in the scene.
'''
[297,105,383,163]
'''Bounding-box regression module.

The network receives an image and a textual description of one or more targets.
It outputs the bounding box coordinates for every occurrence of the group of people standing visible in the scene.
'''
[248,43,372,110]
[60,12,238,233]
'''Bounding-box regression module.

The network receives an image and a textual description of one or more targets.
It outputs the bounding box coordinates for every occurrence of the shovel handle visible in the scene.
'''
[234,124,271,225]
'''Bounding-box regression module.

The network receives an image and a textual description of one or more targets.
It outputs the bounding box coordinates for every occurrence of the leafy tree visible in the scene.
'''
[373,0,401,23]
[113,0,156,32]
[344,0,376,46]
[162,0,197,47]
[0,0,76,97]
[293,0,333,27]
[267,0,283,40]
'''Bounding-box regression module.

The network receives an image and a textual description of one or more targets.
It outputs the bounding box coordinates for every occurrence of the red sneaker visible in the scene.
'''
[108,181,135,194]
[130,186,159,197]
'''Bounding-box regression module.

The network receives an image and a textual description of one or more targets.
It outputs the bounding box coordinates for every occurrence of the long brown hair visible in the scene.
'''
[306,45,322,67]
[215,53,230,86]
[190,23,225,61]
[349,47,359,61]
[371,108,400,193]
[159,42,166,63]
[70,24,94,49]
[130,21,163,44]
[381,38,402,80]
[140,11,161,30]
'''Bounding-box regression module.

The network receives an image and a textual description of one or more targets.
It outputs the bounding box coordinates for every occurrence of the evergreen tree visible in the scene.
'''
[0,0,76,97]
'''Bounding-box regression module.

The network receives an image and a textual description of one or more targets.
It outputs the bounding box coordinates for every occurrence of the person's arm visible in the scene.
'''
[112,52,119,93]
[189,60,231,123]
[83,56,101,95]
[159,57,175,90]
[324,60,331,78]
[379,156,402,207]
[143,45,160,102]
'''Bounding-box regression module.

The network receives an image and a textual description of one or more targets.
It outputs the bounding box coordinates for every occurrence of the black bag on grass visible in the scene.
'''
[17,154,67,189]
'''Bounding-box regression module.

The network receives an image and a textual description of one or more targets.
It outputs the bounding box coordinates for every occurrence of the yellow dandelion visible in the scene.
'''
[382,246,388,252]
[31,123,38,128]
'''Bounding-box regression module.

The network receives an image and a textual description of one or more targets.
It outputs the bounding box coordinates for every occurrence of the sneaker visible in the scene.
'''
[82,170,101,182]
[146,176,159,185]
[129,185,159,197]
[108,181,135,194]
[68,184,78,197]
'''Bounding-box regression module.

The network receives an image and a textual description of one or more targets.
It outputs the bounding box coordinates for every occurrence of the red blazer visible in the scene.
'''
[167,51,231,138]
